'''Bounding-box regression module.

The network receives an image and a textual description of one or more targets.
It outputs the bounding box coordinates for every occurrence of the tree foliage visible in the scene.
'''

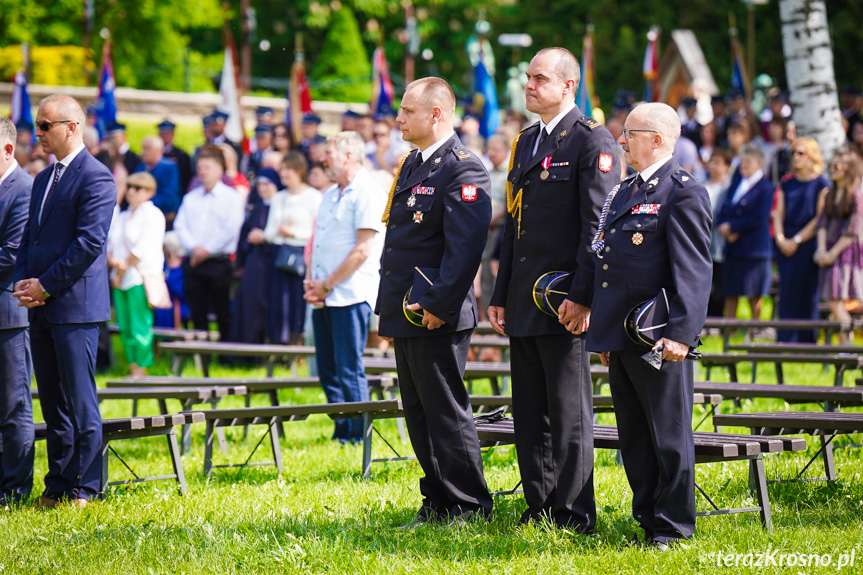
[310,6,371,102]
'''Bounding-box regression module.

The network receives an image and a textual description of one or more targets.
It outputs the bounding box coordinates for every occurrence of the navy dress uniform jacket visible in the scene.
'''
[586,159,713,353]
[715,172,775,261]
[489,106,619,335]
[0,165,33,330]
[13,150,116,324]
[376,134,492,337]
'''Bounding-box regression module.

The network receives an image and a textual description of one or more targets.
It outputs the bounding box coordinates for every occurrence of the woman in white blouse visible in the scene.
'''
[107,172,166,377]
[265,151,323,344]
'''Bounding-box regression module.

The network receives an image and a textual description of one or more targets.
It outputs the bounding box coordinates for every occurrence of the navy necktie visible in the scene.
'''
[40,162,63,223]
[534,128,549,157]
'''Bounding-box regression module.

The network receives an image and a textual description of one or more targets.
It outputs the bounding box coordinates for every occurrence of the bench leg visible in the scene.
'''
[200,354,209,377]
[269,418,283,473]
[729,363,738,383]
[362,413,373,480]
[100,441,111,494]
[158,399,169,415]
[268,390,287,441]
[834,365,846,387]
[167,429,187,496]
[490,377,501,396]
[171,353,184,375]
[774,362,783,384]
[821,434,837,481]
[750,455,773,532]
[266,360,276,377]
[204,420,216,477]
[132,399,138,417]
[210,399,228,453]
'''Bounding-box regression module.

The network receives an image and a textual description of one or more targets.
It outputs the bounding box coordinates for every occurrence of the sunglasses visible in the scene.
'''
[622,127,658,140]
[36,120,77,132]
[127,185,152,192]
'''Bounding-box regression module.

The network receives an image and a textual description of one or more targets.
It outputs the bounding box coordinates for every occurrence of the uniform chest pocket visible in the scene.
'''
[404,194,435,212]
[621,216,659,232]
[542,165,571,183]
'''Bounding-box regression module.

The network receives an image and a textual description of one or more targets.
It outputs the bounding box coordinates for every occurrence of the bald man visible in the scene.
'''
[13,94,117,507]
[587,102,712,549]
[377,77,493,526]
[134,135,181,224]
[489,47,619,532]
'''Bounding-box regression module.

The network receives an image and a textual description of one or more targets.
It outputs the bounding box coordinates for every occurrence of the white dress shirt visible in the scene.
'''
[310,167,387,308]
[173,180,245,256]
[419,131,457,161]
[638,154,675,183]
[39,143,85,223]
[107,202,166,290]
[0,161,17,186]
[730,169,765,204]
[264,186,323,247]
[533,102,576,156]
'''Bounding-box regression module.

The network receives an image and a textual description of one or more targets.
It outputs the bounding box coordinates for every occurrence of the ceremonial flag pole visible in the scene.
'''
[575,24,598,118]
[287,42,313,144]
[370,45,395,120]
[219,23,248,154]
[95,40,117,139]
[729,13,750,100]
[642,27,660,103]
[10,69,34,132]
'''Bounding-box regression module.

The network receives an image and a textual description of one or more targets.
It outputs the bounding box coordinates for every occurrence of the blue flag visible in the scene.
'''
[95,42,117,139]
[10,71,33,130]
[473,60,500,139]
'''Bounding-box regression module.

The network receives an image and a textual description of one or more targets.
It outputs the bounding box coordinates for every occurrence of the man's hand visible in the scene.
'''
[597,351,610,366]
[247,228,266,245]
[405,303,445,330]
[190,246,210,267]
[654,338,689,362]
[303,279,329,305]
[12,278,48,309]
[558,300,590,335]
[488,305,506,335]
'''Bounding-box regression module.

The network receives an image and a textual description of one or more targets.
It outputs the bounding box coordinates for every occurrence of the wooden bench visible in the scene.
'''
[699,352,863,386]
[702,317,857,350]
[692,381,863,415]
[724,343,863,383]
[712,411,863,482]
[34,412,204,495]
[106,323,217,342]
[475,418,805,531]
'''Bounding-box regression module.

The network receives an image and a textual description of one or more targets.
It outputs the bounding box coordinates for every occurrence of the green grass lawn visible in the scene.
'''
[2,332,863,574]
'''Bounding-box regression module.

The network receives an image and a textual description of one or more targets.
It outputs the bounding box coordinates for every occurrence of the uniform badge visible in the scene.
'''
[413,211,424,224]
[407,195,417,208]
[632,203,661,215]
[434,157,442,164]
[632,232,644,245]
[540,170,549,180]
[598,153,613,173]
[462,185,477,202]
[681,175,690,182]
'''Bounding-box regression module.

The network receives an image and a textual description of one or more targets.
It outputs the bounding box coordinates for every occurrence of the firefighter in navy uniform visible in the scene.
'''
[488,47,620,532]
[586,103,712,550]
[376,77,493,526]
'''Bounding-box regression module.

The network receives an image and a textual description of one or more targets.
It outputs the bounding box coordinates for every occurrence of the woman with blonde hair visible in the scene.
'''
[107,171,166,377]
[772,137,830,341]
[815,151,863,343]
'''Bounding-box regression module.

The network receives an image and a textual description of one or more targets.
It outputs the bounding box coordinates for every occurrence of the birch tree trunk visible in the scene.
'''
[779,0,845,161]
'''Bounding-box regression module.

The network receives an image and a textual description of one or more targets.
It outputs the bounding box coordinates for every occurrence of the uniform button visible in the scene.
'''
[385,271,391,276]
[610,228,616,234]
[525,179,530,186]
[394,202,399,207]
[395,186,400,191]
[636,223,642,228]
[449,311,455,315]
[605,247,611,253]
[521,230,527,236]
[523,203,528,209]
[602,282,608,288]
[520,256,526,262]
[390,224,396,230]
[386,248,392,253]
[602,264,608,270]
[34,240,40,245]
[551,175,557,179]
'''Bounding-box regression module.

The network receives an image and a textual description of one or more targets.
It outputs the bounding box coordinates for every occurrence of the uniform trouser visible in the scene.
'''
[311,303,371,442]
[30,313,102,500]
[183,257,233,340]
[0,327,34,503]
[510,334,595,530]
[393,329,493,518]
[113,285,155,368]
[608,351,696,543]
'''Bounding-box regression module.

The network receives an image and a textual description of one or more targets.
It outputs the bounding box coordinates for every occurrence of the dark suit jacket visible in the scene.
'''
[716,171,775,260]
[586,158,713,352]
[376,134,492,338]
[489,106,620,336]
[164,144,193,195]
[134,158,181,214]
[13,149,116,324]
[0,165,33,330]
[122,149,141,176]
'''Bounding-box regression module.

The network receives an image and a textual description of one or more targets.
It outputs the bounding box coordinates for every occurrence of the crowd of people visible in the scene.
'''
[2,51,862,550]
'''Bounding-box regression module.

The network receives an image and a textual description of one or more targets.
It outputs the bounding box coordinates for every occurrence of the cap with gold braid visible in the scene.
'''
[381,152,412,225]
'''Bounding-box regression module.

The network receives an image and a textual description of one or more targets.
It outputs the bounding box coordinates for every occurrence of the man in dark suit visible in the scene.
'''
[377,77,493,526]
[158,119,193,196]
[0,118,34,505]
[586,102,712,550]
[13,94,117,508]
[488,47,619,532]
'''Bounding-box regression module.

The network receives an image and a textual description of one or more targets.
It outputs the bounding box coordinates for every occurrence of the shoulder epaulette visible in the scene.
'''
[452,145,472,161]
[671,169,696,186]
[578,115,601,130]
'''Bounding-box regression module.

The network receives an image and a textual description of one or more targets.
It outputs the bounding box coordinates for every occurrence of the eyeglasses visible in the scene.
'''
[622,127,658,140]
[36,120,77,132]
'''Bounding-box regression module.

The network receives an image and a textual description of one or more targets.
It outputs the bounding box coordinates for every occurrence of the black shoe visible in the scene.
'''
[517,508,547,526]
[396,506,440,530]
[447,508,492,526]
